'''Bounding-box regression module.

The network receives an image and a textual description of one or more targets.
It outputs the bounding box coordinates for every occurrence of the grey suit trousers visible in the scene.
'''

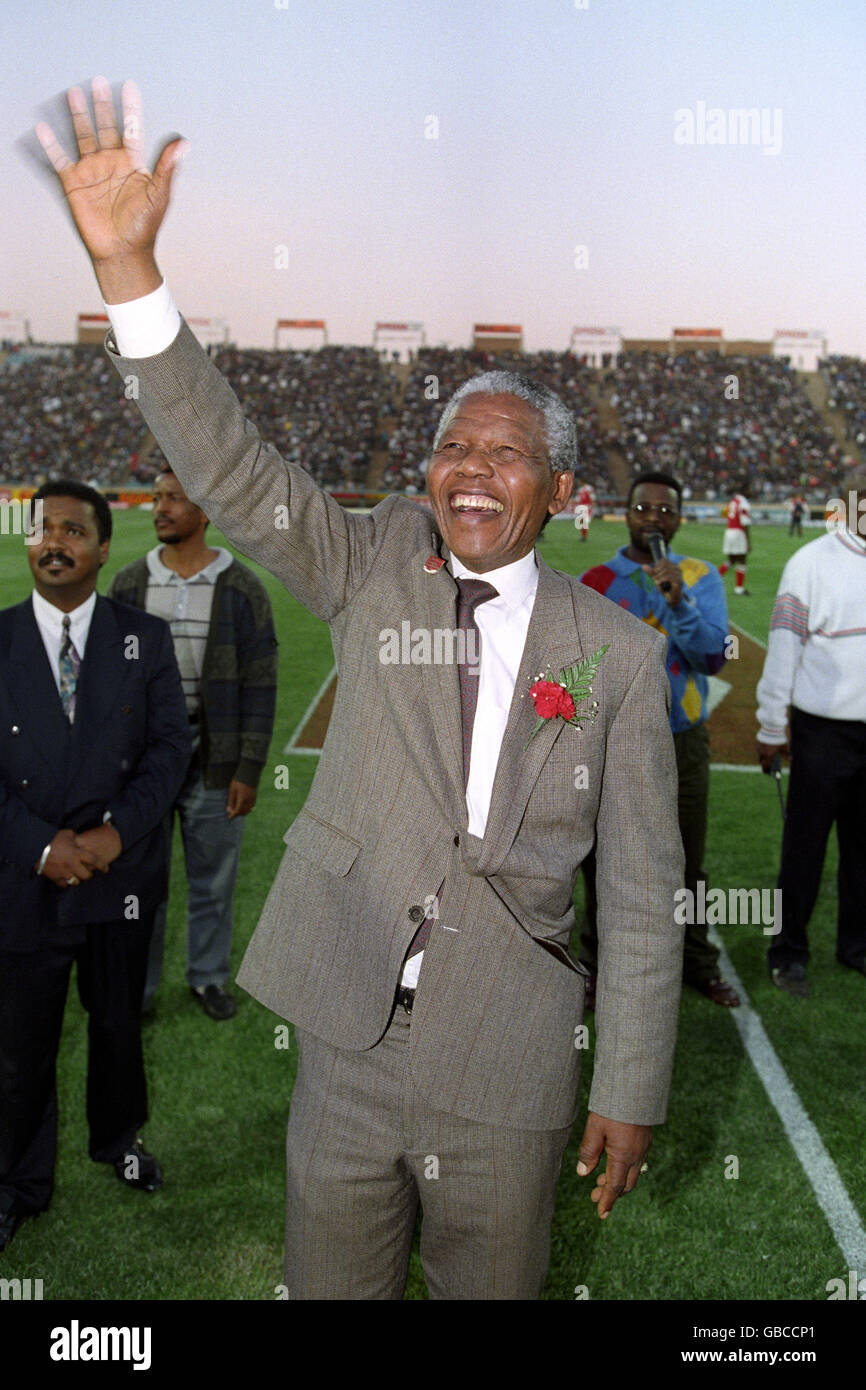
[284,1001,573,1300]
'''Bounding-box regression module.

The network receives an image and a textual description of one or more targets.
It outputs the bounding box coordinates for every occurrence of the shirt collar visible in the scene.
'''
[147,545,233,584]
[32,587,97,635]
[842,527,866,553]
[449,547,538,611]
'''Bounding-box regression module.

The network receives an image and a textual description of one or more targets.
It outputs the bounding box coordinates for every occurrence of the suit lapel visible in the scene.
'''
[6,600,72,763]
[473,556,586,876]
[67,597,127,787]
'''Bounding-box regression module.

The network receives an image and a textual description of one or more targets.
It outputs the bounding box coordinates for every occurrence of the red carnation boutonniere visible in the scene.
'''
[526,644,609,747]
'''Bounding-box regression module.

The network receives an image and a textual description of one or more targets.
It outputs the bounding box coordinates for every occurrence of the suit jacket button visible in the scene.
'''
[20,779,29,788]
[408,905,425,923]
[11,725,20,735]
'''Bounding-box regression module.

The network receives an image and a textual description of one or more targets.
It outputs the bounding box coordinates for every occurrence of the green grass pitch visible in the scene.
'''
[1,510,860,1300]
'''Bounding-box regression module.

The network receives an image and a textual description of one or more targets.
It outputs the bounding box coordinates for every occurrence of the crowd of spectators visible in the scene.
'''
[608,351,846,497]
[194,344,385,490]
[822,356,866,455]
[0,345,147,486]
[1,339,859,503]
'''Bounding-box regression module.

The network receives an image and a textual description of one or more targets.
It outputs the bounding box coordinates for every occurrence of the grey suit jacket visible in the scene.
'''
[107,321,685,1131]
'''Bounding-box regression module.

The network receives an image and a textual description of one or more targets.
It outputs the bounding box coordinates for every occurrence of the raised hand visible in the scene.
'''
[35,77,186,301]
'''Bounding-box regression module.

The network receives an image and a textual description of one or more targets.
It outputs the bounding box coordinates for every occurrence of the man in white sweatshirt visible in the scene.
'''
[756,465,866,997]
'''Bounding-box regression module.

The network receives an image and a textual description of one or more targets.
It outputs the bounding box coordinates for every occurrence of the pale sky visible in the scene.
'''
[3,0,864,353]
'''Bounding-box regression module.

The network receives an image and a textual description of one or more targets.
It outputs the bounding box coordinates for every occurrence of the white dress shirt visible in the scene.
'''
[400,550,538,989]
[450,550,539,835]
[32,589,97,705]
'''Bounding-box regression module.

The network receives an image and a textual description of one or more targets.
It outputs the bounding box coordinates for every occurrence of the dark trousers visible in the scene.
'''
[768,708,866,970]
[0,912,154,1216]
[579,722,719,983]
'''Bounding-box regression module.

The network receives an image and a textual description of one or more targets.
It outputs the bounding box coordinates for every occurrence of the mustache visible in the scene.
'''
[39,552,74,567]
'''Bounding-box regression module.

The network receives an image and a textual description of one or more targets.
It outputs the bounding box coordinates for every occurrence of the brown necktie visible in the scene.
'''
[407,577,499,959]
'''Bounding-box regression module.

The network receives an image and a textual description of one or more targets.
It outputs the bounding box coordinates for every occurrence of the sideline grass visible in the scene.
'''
[0,514,859,1300]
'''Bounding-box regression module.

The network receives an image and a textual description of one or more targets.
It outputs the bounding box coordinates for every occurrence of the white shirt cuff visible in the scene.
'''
[102,281,182,358]
[757,728,787,745]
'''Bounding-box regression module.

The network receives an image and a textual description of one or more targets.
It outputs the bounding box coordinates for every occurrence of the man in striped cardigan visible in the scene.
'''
[109,467,278,1019]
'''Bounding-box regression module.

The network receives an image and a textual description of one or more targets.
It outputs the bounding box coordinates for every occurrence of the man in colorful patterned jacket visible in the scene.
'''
[579,471,740,1007]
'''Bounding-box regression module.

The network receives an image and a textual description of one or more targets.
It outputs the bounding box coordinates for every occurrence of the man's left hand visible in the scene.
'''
[576,1111,652,1219]
[226,780,257,819]
[642,559,684,607]
[74,823,123,867]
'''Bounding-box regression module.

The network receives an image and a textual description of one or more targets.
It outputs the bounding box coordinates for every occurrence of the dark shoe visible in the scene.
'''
[191,984,237,1020]
[733,589,751,597]
[0,1201,35,1252]
[691,976,741,1007]
[583,974,597,1011]
[771,962,809,998]
[113,1139,163,1193]
[839,956,866,977]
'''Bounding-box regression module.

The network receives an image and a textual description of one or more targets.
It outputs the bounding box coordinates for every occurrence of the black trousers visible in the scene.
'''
[0,912,154,1216]
[768,708,866,970]
[579,723,719,984]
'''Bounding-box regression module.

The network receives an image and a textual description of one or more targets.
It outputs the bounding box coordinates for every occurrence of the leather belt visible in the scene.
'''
[395,985,416,1015]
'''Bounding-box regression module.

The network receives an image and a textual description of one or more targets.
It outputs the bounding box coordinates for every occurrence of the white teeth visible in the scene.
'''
[452,494,503,513]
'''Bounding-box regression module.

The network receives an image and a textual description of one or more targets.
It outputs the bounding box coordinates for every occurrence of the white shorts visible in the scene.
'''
[723,528,748,556]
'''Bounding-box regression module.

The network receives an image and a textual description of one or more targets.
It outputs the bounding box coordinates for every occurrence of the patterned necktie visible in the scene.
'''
[407,577,499,960]
[59,614,81,724]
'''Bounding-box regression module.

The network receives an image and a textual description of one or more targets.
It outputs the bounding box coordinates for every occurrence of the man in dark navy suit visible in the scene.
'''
[0,480,190,1252]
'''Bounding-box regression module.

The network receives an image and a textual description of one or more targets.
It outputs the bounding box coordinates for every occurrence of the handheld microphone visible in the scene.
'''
[645,531,672,592]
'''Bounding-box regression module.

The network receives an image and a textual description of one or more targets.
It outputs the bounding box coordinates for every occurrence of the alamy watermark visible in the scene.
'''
[379,623,481,670]
[825,491,866,536]
[674,102,782,156]
[674,884,781,935]
[1,497,43,544]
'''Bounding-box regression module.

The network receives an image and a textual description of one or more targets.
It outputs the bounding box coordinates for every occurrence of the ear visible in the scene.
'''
[548,469,575,516]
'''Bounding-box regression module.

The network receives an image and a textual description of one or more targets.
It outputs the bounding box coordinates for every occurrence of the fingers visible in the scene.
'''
[152,137,189,200]
[91,75,122,151]
[121,79,146,168]
[67,85,99,157]
[72,836,110,873]
[35,120,73,174]
[576,1115,605,1177]
[590,1159,644,1218]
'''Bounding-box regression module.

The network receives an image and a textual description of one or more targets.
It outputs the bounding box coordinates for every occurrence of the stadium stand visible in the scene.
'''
[610,351,847,497]
[822,355,866,456]
[0,338,858,502]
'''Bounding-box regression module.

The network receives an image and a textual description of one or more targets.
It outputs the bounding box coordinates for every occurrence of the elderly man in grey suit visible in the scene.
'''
[37,80,685,1300]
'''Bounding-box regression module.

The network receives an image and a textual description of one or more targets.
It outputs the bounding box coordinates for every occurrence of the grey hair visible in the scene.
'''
[431,371,577,474]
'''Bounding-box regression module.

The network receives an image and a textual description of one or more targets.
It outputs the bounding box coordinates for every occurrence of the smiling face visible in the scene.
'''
[626,481,682,559]
[426,393,574,572]
[27,495,108,610]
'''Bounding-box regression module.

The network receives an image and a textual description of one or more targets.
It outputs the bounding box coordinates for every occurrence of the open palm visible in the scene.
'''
[36,77,185,265]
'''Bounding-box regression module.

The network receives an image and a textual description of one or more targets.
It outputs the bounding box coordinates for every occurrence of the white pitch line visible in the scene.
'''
[730,620,768,651]
[709,929,866,1271]
[710,763,788,774]
[283,666,336,753]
